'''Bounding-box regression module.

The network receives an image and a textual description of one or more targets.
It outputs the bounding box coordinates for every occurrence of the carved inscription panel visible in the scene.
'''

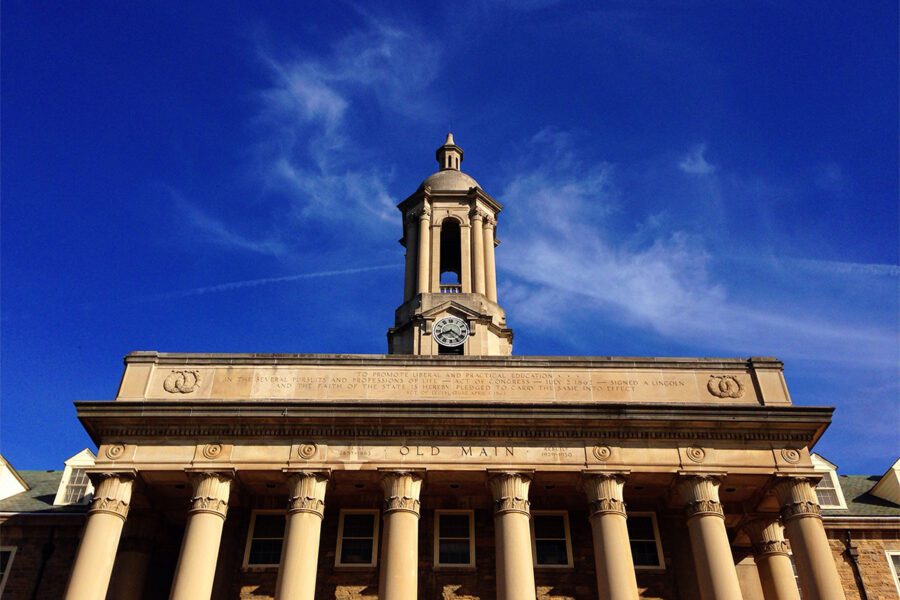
[135,365,760,404]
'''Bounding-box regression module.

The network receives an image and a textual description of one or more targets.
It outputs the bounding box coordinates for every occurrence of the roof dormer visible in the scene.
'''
[810,453,848,510]
[53,449,96,506]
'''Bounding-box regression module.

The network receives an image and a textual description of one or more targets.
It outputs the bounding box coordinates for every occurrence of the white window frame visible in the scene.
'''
[886,550,900,595]
[530,510,574,569]
[434,509,476,569]
[628,511,665,571]
[813,470,847,510]
[0,546,16,597]
[242,509,285,569]
[53,449,96,506]
[335,509,380,568]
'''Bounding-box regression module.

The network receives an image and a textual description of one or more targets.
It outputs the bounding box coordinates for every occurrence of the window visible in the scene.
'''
[434,510,475,568]
[531,511,573,568]
[789,554,803,598]
[64,469,90,504]
[242,511,285,568]
[814,472,846,509]
[887,551,900,595]
[627,513,665,569]
[0,547,15,596]
[336,510,379,567]
[53,449,96,506]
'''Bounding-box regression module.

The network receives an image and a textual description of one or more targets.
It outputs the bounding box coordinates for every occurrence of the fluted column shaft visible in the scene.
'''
[403,216,418,301]
[65,472,135,600]
[471,210,486,295]
[745,518,801,600]
[379,471,423,600]
[483,218,498,302]
[416,206,431,295]
[773,478,846,600]
[678,476,744,600]
[583,473,639,600]
[169,471,232,600]
[275,471,329,600]
[489,471,536,600]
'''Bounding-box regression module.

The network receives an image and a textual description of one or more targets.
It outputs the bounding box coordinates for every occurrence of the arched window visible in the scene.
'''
[439,219,461,292]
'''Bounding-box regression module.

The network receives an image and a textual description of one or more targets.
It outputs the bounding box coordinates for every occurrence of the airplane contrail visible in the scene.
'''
[144,264,397,301]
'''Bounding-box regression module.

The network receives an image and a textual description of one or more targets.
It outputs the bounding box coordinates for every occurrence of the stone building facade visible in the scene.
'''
[0,136,898,600]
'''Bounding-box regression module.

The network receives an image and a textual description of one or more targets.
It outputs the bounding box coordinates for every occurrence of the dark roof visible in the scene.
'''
[0,470,88,514]
[823,475,900,518]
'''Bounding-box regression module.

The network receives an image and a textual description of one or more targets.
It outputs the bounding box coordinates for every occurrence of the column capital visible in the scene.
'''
[488,470,533,516]
[284,470,330,517]
[186,470,233,519]
[678,474,725,520]
[744,517,792,557]
[469,207,488,222]
[87,470,136,521]
[380,470,424,517]
[772,476,822,522]
[483,215,497,228]
[582,471,628,517]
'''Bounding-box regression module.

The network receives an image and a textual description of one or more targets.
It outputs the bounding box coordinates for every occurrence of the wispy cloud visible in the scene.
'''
[678,143,715,175]
[144,264,395,301]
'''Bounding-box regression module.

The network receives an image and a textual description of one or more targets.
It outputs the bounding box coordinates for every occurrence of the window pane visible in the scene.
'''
[0,550,10,576]
[891,553,900,574]
[815,488,840,506]
[439,540,471,565]
[64,485,87,504]
[340,538,374,564]
[534,515,566,539]
[631,540,660,567]
[536,539,569,565]
[253,515,285,539]
[440,514,470,538]
[627,516,655,541]
[248,539,283,565]
[343,514,375,538]
[70,469,89,485]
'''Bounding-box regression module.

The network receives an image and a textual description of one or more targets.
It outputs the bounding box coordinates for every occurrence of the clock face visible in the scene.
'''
[433,316,469,347]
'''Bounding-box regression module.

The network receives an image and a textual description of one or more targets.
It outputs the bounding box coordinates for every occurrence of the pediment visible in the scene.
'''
[419,300,485,320]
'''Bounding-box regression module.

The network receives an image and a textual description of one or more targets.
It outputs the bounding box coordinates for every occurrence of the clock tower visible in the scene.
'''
[388,134,514,355]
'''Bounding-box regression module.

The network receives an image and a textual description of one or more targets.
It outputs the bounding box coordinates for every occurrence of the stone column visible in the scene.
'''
[379,471,423,600]
[275,471,329,600]
[403,215,418,301]
[169,471,232,600]
[773,478,846,600]
[416,205,431,295]
[108,513,160,600]
[489,471,536,600]
[583,473,639,600]
[483,216,498,302]
[744,518,801,600]
[678,475,744,600]
[64,471,135,600]
[471,209,486,295]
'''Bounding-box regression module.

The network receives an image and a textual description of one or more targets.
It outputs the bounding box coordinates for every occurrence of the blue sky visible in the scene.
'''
[2,1,897,474]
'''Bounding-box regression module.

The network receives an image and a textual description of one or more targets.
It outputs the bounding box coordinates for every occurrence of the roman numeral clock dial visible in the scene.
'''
[432,316,469,348]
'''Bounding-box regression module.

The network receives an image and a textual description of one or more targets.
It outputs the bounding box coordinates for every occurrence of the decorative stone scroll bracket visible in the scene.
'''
[772,476,823,523]
[488,470,533,516]
[678,473,727,520]
[186,470,234,519]
[380,470,424,517]
[744,517,792,557]
[582,471,629,517]
[87,470,137,521]
[285,470,330,518]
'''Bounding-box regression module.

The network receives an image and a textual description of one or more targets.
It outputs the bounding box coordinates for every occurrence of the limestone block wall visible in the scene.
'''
[827,529,900,600]
[0,517,83,600]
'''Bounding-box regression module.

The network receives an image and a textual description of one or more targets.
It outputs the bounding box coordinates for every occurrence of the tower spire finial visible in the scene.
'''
[435,133,463,171]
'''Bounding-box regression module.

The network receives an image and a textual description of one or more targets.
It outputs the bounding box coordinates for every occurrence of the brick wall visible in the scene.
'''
[0,515,83,600]
[827,528,900,600]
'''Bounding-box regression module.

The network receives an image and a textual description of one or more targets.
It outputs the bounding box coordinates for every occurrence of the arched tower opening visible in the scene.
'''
[439,218,461,293]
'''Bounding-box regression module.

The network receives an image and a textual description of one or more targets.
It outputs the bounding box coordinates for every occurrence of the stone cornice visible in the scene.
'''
[76,401,833,446]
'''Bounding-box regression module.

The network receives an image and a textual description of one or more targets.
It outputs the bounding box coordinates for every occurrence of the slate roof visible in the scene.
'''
[0,470,88,514]
[823,475,900,518]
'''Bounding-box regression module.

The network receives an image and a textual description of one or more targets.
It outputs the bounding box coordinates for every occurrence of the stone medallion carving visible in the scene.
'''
[105,444,126,460]
[298,444,318,460]
[707,375,744,399]
[163,370,200,394]
[686,446,706,463]
[593,445,612,462]
[781,448,801,464]
[202,443,223,460]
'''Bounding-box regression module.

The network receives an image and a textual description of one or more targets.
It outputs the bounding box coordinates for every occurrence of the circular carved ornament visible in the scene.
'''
[781,448,801,464]
[163,369,200,394]
[105,444,126,460]
[593,445,612,461]
[298,444,318,460]
[707,375,744,399]
[687,447,706,463]
[202,444,223,460]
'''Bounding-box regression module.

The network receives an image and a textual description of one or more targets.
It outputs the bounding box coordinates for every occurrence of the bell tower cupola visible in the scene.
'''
[387,134,513,356]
